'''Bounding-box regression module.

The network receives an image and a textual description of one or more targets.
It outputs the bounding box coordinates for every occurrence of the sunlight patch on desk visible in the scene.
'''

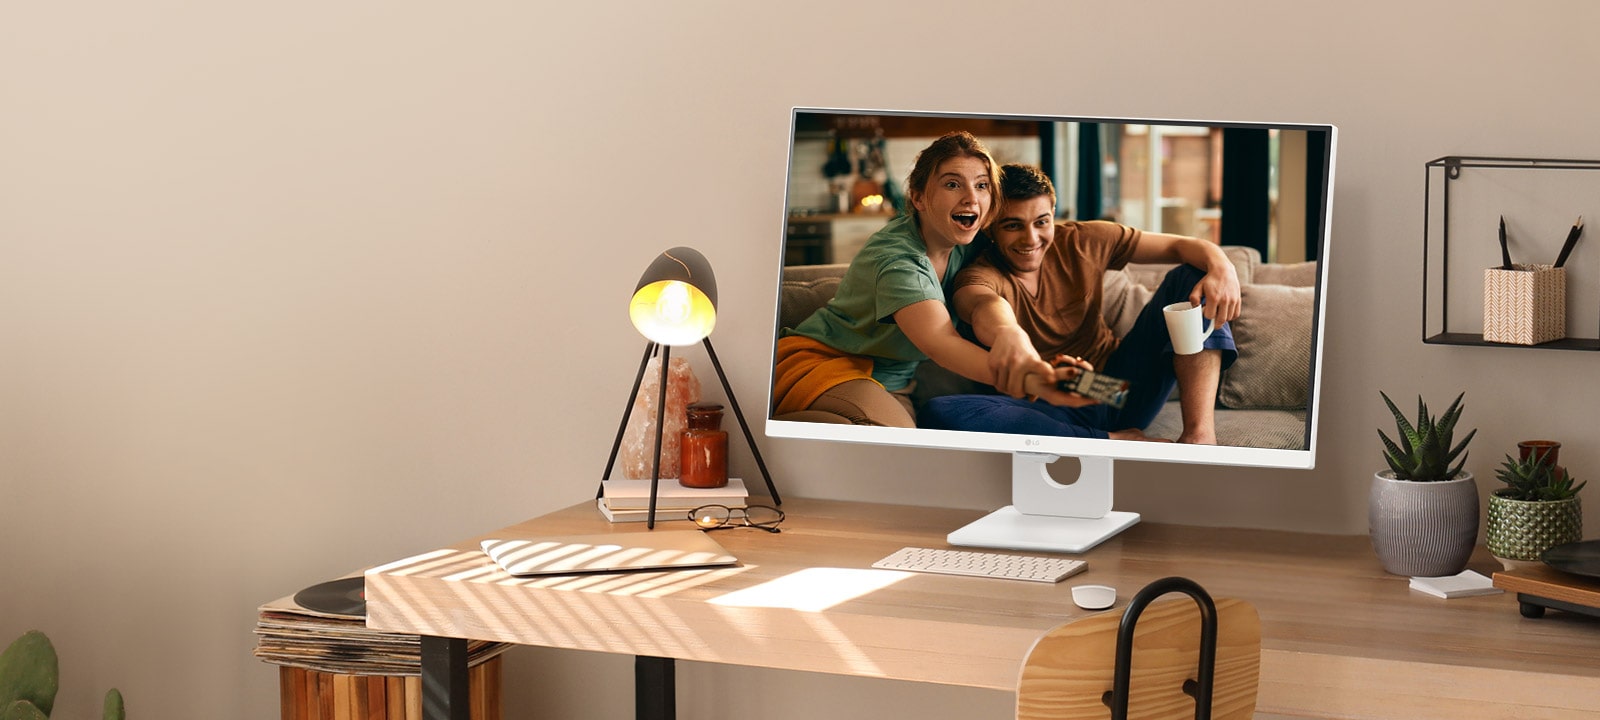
[629,564,751,598]
[576,564,749,597]
[363,575,447,639]
[382,549,488,578]
[708,568,911,612]
[627,594,712,658]
[444,564,501,583]
[473,559,747,597]
[479,535,736,577]
[366,548,457,575]
[542,570,654,592]
[539,585,707,658]
[490,586,587,646]
[795,609,889,678]
[701,593,895,679]
[504,572,596,588]
[409,575,720,659]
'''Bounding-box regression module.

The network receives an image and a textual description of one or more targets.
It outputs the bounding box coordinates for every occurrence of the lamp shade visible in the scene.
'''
[629,247,718,346]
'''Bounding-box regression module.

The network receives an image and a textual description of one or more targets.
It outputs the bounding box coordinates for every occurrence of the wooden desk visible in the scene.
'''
[363,499,1600,719]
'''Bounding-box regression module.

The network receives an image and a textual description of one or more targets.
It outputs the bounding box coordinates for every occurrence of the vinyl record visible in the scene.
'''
[293,577,366,617]
[1543,539,1600,580]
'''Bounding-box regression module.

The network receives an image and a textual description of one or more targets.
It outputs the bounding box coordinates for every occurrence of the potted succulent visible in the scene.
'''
[1369,391,1480,577]
[1,630,124,720]
[1486,448,1586,568]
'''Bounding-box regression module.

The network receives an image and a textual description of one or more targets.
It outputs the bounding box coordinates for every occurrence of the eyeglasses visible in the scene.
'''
[689,504,784,533]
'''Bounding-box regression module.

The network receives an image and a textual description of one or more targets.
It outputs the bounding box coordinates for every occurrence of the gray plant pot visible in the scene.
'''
[1486,493,1583,563]
[1368,470,1479,577]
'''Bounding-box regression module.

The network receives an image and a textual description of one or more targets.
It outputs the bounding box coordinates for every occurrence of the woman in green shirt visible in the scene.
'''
[774,131,1068,427]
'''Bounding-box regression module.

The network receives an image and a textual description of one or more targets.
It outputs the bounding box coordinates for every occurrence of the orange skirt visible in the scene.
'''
[771,336,880,416]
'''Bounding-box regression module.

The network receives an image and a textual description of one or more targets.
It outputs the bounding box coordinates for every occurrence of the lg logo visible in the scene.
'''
[1024,438,1040,446]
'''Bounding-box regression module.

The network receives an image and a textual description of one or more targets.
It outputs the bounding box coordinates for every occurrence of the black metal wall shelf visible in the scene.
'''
[1423,155,1600,350]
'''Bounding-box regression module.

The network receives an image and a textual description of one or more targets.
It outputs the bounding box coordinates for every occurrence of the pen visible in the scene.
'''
[1554,216,1584,268]
[1499,215,1513,269]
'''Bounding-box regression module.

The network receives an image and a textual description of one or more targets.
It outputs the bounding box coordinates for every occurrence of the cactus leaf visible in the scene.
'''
[103,688,125,720]
[2,700,48,720]
[0,632,58,718]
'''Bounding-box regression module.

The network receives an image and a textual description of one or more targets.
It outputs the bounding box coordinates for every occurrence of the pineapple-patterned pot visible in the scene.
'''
[1486,493,1583,562]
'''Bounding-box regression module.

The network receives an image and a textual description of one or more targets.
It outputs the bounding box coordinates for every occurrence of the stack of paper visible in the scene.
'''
[598,477,749,523]
[1409,570,1504,599]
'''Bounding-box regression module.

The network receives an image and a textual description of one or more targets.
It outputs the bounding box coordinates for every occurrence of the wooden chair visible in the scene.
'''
[1017,577,1261,720]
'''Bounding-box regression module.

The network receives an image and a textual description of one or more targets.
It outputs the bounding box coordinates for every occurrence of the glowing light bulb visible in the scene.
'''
[655,281,693,325]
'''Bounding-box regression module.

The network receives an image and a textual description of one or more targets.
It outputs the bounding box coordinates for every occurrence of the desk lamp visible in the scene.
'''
[600,247,781,528]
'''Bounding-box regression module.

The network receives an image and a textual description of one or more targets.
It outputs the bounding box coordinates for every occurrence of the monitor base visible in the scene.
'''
[947,506,1140,554]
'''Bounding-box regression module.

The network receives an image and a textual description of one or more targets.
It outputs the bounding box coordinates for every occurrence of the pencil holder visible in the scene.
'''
[1483,264,1566,345]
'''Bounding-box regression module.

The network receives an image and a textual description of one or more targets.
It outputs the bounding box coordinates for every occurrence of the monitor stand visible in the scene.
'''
[946,452,1139,554]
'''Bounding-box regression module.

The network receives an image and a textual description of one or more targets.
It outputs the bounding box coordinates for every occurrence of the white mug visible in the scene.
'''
[1162,301,1214,355]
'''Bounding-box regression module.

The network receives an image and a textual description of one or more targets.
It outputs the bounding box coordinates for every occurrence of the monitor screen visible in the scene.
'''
[765,108,1335,553]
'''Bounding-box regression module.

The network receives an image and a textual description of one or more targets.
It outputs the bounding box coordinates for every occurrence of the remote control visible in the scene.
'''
[1056,368,1131,409]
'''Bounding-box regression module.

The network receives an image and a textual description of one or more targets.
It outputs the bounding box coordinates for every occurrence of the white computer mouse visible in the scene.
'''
[1071,584,1117,611]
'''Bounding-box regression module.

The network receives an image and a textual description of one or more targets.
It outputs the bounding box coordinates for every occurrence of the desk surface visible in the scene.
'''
[364,498,1600,718]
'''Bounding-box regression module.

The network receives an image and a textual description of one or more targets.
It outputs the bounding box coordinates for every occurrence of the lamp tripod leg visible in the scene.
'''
[701,337,781,505]
[645,345,670,529]
[599,342,661,499]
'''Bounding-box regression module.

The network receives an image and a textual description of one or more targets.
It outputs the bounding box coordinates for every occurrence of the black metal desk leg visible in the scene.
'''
[635,655,675,720]
[421,635,470,720]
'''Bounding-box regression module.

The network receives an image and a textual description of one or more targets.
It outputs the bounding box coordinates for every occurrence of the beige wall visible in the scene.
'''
[4,2,1599,718]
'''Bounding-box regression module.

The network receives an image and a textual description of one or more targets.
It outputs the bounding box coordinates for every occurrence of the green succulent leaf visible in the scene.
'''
[1437,393,1465,435]
[103,688,125,720]
[1494,451,1585,500]
[1446,428,1476,467]
[1378,430,1411,475]
[0,632,58,718]
[1381,392,1420,451]
[2,700,49,720]
[1378,392,1475,482]
[1415,396,1433,444]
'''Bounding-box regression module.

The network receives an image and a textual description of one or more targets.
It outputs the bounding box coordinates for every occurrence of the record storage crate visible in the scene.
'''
[277,656,501,720]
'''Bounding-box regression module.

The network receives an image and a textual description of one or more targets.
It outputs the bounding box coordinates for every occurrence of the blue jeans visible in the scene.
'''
[921,264,1237,438]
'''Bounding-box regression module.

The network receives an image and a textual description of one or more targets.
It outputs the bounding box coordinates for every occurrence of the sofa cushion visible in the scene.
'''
[779,264,849,330]
[1218,284,1314,409]
[1114,246,1259,291]
[1102,270,1158,338]
[1103,246,1259,336]
[1147,404,1308,449]
[1252,260,1317,287]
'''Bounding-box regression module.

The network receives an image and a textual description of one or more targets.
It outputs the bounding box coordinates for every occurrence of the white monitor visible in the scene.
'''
[766,108,1335,553]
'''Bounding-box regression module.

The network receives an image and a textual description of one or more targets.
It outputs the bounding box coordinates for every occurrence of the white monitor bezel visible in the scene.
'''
[765,107,1336,473]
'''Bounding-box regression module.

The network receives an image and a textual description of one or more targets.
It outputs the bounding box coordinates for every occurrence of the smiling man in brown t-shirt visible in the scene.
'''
[925,164,1240,444]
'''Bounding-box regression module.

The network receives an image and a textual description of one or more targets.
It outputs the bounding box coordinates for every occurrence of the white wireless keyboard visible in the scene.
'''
[872,546,1086,583]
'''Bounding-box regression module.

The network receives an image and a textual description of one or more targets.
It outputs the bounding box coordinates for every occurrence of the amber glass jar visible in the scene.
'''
[680,404,728,488]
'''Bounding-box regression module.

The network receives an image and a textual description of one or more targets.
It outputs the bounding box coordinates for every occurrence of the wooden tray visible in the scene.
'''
[1492,563,1600,618]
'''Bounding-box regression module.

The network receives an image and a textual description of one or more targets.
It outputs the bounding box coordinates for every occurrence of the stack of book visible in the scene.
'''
[598,477,749,523]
